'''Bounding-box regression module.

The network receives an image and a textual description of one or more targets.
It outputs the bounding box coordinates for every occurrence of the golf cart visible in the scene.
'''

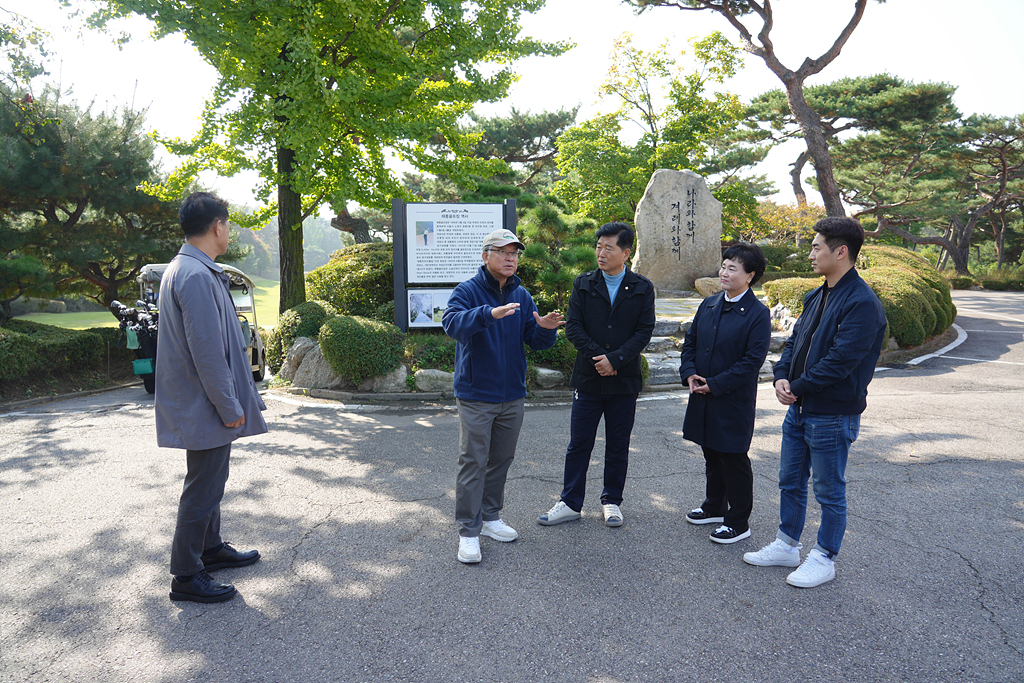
[137,263,267,382]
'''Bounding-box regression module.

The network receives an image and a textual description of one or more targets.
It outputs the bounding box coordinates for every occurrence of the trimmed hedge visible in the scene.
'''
[763,245,956,348]
[306,243,394,321]
[0,319,107,381]
[267,300,337,373]
[319,315,405,384]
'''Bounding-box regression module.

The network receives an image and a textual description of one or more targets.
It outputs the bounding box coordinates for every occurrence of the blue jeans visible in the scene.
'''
[777,406,860,558]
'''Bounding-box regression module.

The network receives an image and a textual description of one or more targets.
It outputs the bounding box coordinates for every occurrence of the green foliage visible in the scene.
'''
[947,276,976,290]
[319,316,405,385]
[405,332,458,374]
[0,319,104,381]
[554,31,748,225]
[0,84,182,308]
[762,277,820,317]
[267,300,338,374]
[760,244,813,273]
[763,246,956,348]
[525,329,578,375]
[517,199,597,311]
[640,354,649,388]
[736,75,958,203]
[93,0,568,311]
[305,243,395,321]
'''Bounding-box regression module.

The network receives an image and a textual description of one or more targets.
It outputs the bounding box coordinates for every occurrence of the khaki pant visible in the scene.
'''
[455,398,525,537]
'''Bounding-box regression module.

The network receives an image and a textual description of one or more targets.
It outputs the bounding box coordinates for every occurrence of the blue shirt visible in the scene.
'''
[602,269,626,306]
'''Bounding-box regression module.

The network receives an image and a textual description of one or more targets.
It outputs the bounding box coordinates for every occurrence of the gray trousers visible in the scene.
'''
[455,398,525,537]
[169,443,231,576]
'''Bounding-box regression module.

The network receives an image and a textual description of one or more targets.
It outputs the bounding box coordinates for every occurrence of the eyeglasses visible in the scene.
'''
[487,248,522,261]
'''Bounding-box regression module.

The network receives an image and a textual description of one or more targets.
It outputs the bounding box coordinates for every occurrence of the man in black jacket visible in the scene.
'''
[743,217,886,588]
[538,222,656,528]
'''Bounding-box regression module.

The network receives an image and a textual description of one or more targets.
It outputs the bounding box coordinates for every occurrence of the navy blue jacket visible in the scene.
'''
[773,267,887,415]
[565,268,656,394]
[679,289,771,452]
[442,265,556,403]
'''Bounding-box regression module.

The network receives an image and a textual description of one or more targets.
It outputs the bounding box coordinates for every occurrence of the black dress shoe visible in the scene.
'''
[201,542,261,571]
[169,570,237,603]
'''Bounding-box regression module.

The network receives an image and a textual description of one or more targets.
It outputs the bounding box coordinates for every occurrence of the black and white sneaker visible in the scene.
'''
[686,508,725,525]
[710,525,751,544]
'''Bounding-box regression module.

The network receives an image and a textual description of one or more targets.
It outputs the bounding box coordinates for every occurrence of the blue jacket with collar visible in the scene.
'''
[773,267,887,415]
[442,265,556,403]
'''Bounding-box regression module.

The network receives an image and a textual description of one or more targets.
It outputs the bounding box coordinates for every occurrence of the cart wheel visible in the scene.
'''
[142,374,155,394]
[253,350,266,382]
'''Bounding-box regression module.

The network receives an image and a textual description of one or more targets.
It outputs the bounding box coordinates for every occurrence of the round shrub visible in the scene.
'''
[319,315,405,384]
[863,269,931,347]
[763,277,821,316]
[525,329,578,375]
[306,243,394,321]
[764,246,957,349]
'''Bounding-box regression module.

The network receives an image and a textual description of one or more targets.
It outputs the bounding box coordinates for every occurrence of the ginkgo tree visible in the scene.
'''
[554,31,758,228]
[88,0,566,311]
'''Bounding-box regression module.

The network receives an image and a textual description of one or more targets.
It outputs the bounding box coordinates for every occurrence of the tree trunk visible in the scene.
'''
[789,149,810,207]
[277,144,306,313]
[784,82,845,217]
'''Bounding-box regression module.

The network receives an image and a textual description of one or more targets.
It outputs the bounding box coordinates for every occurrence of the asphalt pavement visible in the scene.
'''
[1,290,1022,683]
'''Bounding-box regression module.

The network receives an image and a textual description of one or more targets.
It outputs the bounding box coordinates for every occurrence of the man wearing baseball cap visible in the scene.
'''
[443,228,565,564]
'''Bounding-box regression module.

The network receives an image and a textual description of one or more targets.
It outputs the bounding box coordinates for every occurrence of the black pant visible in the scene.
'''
[560,390,638,512]
[170,443,231,576]
[700,446,753,533]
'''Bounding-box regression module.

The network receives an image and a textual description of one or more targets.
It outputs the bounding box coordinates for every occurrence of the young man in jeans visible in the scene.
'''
[743,217,886,588]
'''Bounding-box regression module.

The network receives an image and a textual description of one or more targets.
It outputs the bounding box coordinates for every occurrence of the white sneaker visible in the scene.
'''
[481,519,519,542]
[786,549,836,588]
[458,536,481,564]
[602,504,623,527]
[743,538,803,567]
[538,501,581,526]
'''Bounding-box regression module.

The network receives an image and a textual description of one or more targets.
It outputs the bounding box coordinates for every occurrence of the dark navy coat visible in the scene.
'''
[773,267,886,415]
[679,288,771,452]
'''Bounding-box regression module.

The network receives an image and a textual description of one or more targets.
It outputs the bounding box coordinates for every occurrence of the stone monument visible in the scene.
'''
[632,169,723,292]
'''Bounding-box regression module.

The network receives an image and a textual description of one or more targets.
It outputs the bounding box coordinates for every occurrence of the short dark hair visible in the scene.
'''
[179,192,229,239]
[813,216,865,264]
[722,242,767,286]
[595,221,634,250]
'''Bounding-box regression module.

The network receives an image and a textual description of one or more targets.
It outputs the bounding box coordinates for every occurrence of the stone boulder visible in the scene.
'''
[357,365,409,393]
[653,320,680,337]
[415,369,455,393]
[534,368,566,388]
[279,337,317,381]
[694,277,722,298]
[290,345,347,390]
[645,337,676,353]
[633,169,723,291]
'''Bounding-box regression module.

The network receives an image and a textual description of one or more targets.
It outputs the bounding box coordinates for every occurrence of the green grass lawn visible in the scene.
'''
[13,276,282,331]
[14,311,122,329]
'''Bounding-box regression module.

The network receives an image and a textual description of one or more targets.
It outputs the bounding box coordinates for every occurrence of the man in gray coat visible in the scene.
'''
[156,192,267,603]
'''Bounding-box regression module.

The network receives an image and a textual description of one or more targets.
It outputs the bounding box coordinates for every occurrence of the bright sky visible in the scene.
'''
[5,0,1024,213]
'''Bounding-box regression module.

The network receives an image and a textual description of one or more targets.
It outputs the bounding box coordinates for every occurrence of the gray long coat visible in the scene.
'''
[155,244,267,450]
[678,289,771,453]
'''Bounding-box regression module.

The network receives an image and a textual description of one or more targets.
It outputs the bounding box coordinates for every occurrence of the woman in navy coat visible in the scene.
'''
[679,243,771,544]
